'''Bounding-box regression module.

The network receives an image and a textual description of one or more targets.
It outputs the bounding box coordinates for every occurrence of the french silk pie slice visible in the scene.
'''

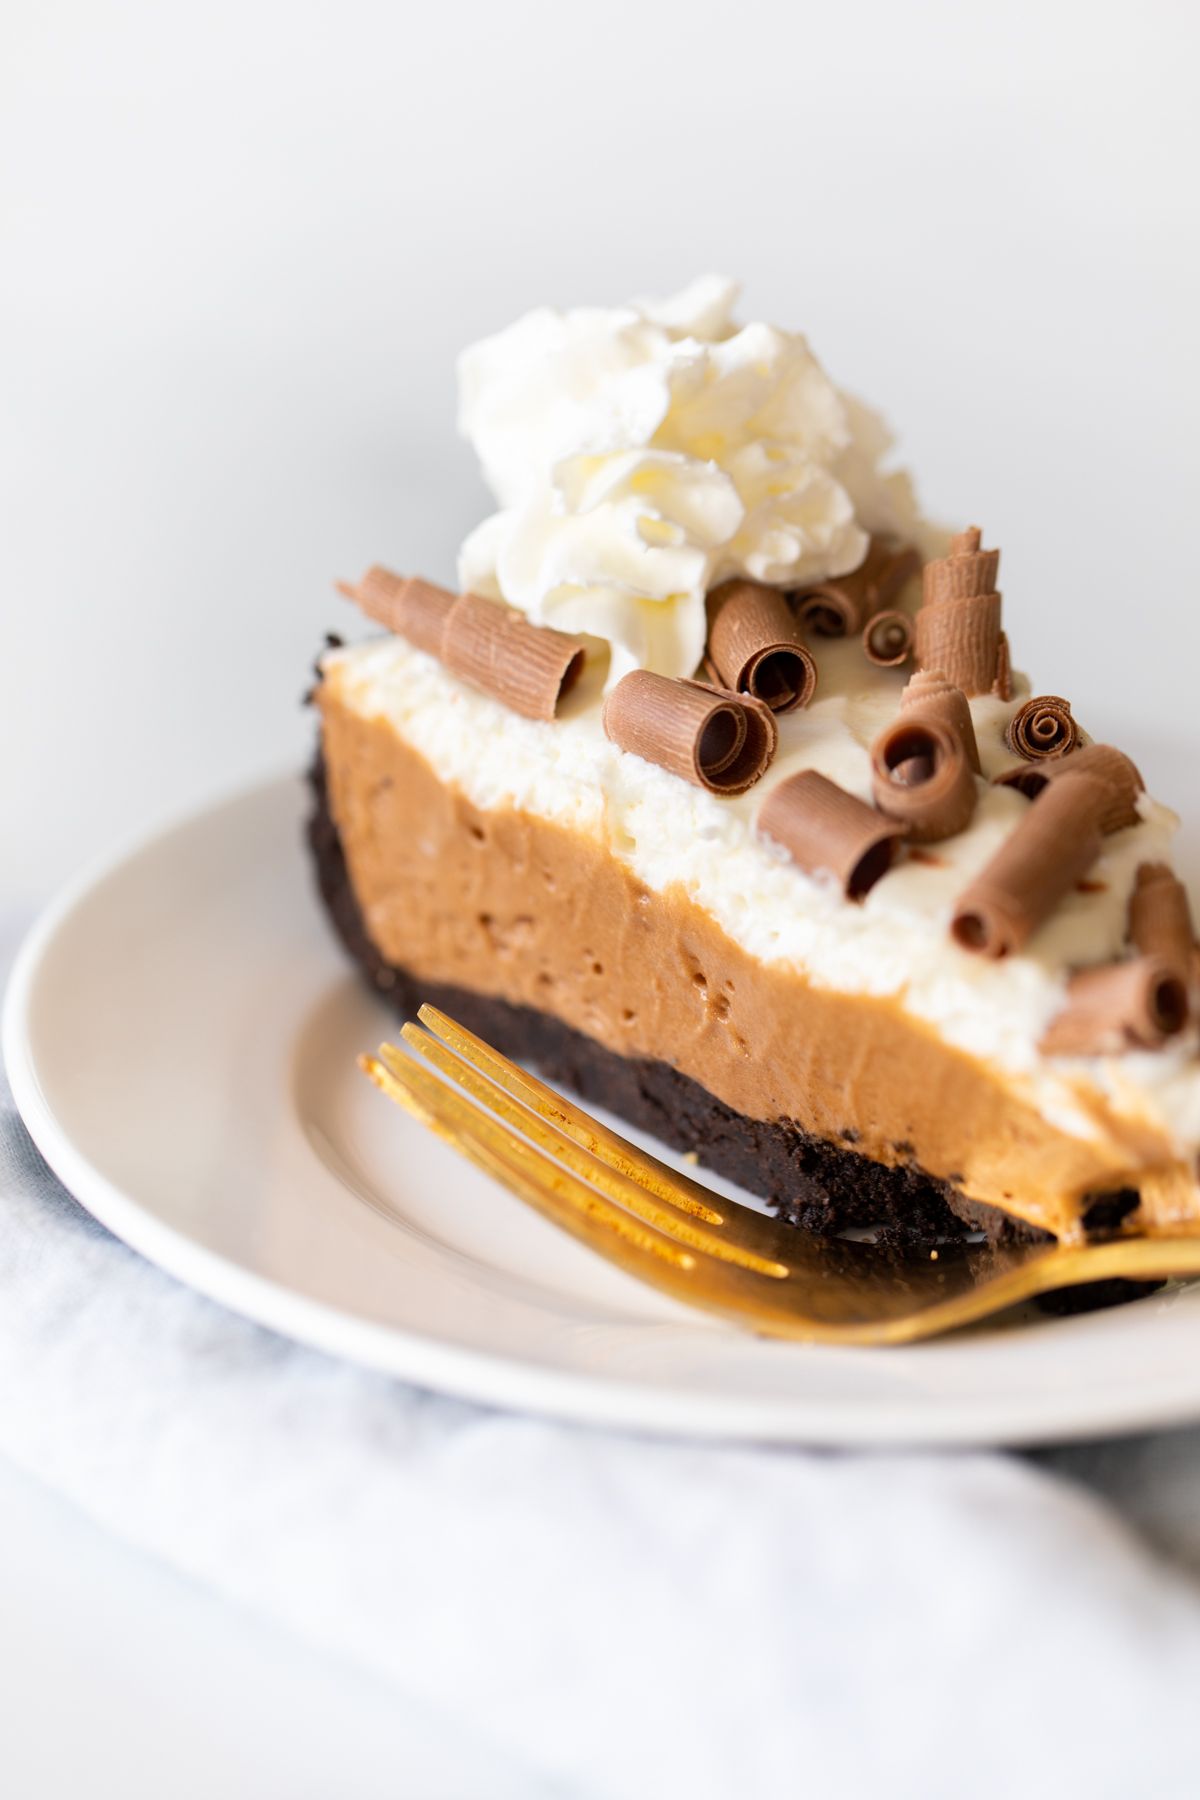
[309,278,1200,1247]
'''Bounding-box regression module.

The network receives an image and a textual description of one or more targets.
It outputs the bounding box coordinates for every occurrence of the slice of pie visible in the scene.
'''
[309,278,1200,1247]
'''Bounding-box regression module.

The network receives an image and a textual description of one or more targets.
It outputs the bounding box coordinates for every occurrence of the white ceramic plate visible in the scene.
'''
[7,772,1200,1447]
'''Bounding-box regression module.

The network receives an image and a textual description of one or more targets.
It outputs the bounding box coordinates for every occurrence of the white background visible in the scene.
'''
[3,0,1200,1791]
[4,0,1200,906]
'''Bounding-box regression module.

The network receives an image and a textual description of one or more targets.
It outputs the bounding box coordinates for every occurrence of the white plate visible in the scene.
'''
[7,772,1200,1448]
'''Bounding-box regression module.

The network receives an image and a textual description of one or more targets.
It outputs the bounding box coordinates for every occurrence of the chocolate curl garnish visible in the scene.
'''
[870,716,977,843]
[337,567,456,657]
[993,744,1144,835]
[441,592,586,722]
[862,610,913,668]
[1040,956,1189,1055]
[1129,863,1197,977]
[793,537,920,639]
[951,770,1108,958]
[706,580,817,714]
[602,672,777,795]
[339,569,587,719]
[914,595,1002,696]
[759,771,906,900]
[899,669,981,773]
[921,527,1001,603]
[992,631,1013,702]
[1005,695,1079,761]
[914,526,1003,696]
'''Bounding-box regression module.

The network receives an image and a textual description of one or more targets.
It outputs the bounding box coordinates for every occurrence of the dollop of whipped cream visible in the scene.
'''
[457,276,931,685]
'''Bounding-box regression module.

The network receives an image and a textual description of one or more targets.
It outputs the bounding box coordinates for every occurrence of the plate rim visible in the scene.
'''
[6,769,1200,1450]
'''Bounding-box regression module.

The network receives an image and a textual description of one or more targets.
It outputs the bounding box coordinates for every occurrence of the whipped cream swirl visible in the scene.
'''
[457,276,929,685]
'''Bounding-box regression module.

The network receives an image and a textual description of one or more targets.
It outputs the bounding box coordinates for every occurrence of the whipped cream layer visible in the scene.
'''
[457,277,940,687]
[324,633,1200,1163]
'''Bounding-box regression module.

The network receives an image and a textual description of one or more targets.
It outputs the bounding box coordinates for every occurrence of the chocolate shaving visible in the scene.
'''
[922,527,1001,603]
[337,567,456,656]
[914,592,1002,697]
[992,631,1013,702]
[759,771,906,900]
[1040,956,1189,1055]
[951,769,1109,958]
[793,537,919,638]
[706,580,817,713]
[993,743,1143,835]
[440,592,586,721]
[1129,862,1197,976]
[914,526,1003,695]
[899,669,981,773]
[1005,695,1079,761]
[870,716,978,843]
[862,610,914,668]
[338,567,585,719]
[602,672,777,795]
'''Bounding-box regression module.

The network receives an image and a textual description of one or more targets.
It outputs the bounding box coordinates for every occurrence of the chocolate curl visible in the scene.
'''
[759,771,906,900]
[1040,956,1189,1055]
[793,537,920,639]
[914,592,1002,696]
[441,592,586,722]
[899,669,981,773]
[914,526,1003,695]
[338,566,587,721]
[921,527,1001,603]
[602,672,777,795]
[1005,695,1079,761]
[992,632,1013,701]
[951,770,1108,958]
[337,567,455,656]
[993,744,1144,835]
[706,580,817,713]
[1129,863,1197,976]
[870,716,977,843]
[862,610,913,668]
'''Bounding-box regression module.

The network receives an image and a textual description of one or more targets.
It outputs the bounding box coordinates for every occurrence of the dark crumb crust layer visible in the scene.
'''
[309,750,1145,1279]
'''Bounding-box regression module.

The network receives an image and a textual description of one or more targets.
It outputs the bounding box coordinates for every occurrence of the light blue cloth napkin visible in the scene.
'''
[4,911,1200,1800]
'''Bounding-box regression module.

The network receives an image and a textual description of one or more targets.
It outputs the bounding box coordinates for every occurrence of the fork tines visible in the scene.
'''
[358,1004,1167,1344]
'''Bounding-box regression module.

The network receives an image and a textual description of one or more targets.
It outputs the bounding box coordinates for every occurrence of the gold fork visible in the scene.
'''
[360,1004,1200,1345]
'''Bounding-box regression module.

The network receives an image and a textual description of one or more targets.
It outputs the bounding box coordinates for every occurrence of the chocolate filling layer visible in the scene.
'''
[309,750,1060,1247]
[309,745,1161,1320]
